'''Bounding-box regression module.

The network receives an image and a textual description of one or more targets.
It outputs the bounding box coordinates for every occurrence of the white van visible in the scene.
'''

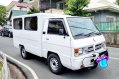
[12,13,108,74]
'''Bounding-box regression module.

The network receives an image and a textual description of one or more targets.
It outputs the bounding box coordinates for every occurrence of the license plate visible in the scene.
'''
[96,56,109,68]
[99,59,108,68]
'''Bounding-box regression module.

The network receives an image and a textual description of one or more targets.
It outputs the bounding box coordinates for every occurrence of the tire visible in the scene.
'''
[1,33,4,37]
[20,46,29,59]
[47,54,64,74]
[8,33,11,38]
[88,61,98,69]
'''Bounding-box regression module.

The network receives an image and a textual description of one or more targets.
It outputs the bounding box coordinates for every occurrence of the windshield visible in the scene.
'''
[67,17,101,39]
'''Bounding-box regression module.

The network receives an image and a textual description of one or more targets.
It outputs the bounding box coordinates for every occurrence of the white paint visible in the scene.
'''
[110,57,119,61]
[0,51,39,79]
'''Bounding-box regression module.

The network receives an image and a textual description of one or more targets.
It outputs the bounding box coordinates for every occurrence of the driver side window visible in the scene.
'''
[47,20,67,35]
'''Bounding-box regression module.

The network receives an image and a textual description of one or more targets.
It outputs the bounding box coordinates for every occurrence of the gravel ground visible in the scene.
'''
[8,63,26,79]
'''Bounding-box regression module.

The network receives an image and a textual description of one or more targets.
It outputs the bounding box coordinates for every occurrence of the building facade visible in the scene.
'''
[84,0,119,32]
[19,0,67,11]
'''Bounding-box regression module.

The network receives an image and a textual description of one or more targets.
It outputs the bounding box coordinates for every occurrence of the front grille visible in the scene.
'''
[86,46,94,53]
[95,43,102,50]
[84,43,103,53]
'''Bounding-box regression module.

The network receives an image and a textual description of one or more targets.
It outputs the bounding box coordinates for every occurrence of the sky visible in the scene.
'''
[0,0,116,6]
[0,0,18,6]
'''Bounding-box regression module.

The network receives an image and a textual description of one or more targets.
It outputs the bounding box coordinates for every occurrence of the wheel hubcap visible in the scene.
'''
[50,58,58,71]
[22,49,26,57]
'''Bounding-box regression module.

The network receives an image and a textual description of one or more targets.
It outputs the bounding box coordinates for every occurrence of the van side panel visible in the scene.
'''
[13,15,44,57]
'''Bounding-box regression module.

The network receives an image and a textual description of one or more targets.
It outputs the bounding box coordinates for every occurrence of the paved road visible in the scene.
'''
[0,36,119,79]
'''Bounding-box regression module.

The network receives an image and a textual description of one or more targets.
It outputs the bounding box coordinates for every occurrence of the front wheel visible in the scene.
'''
[88,62,98,69]
[47,54,64,74]
[20,46,29,59]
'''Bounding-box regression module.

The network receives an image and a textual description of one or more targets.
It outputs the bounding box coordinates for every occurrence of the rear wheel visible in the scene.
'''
[47,54,64,74]
[1,33,4,37]
[20,46,29,59]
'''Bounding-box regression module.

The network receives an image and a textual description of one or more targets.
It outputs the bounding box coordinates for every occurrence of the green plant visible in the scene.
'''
[0,5,7,26]
[0,63,3,71]
[116,0,119,5]
[28,7,40,14]
[64,0,90,16]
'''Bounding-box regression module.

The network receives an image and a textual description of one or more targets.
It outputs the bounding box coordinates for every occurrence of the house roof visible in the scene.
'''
[6,1,31,12]
[8,10,27,20]
[84,0,119,12]
[11,10,27,16]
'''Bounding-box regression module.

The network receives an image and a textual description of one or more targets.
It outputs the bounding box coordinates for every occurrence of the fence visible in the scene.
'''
[0,52,11,79]
[96,21,119,32]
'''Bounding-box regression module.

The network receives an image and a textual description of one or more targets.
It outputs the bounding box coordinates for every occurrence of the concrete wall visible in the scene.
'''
[102,32,119,45]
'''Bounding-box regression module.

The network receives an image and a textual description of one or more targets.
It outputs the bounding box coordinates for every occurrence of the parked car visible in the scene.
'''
[12,13,109,74]
[0,27,13,38]
[0,26,2,34]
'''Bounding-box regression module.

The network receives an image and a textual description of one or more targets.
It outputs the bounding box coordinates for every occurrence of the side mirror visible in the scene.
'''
[59,29,64,35]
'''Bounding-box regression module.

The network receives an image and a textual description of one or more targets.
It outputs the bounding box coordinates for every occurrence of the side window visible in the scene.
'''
[13,18,22,30]
[48,20,66,35]
[24,16,37,31]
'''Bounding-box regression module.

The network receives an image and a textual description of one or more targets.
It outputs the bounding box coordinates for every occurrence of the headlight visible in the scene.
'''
[74,48,83,57]
[102,42,106,49]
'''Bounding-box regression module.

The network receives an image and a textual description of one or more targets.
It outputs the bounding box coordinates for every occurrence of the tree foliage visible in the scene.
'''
[0,5,7,26]
[28,7,40,14]
[64,0,90,16]
[116,0,119,5]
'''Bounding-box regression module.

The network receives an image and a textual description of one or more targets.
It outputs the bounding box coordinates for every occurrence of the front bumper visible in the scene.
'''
[70,50,108,70]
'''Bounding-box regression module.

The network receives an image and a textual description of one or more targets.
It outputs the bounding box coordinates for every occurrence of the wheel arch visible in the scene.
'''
[47,51,60,59]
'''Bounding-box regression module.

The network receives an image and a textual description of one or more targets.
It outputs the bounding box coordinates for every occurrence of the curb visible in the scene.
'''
[0,51,39,79]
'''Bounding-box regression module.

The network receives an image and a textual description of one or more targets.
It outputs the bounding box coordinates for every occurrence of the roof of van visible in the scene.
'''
[12,13,91,19]
[12,13,71,18]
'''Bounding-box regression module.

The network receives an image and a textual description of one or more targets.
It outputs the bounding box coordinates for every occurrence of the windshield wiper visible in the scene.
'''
[85,32,101,37]
[74,33,85,37]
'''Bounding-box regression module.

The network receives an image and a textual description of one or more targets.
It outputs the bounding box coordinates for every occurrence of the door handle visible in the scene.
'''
[43,32,45,34]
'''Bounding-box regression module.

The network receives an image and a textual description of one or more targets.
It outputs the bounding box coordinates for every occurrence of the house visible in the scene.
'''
[19,0,66,12]
[6,1,31,12]
[84,0,119,23]
[84,0,119,32]
[7,10,27,27]
[18,0,119,24]
[19,0,40,10]
[6,1,30,27]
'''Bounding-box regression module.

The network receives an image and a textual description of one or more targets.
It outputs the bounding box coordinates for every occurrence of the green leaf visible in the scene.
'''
[64,0,90,16]
[0,5,7,26]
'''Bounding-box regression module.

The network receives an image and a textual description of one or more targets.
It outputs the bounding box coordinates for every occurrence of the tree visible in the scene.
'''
[116,0,119,5]
[0,5,7,26]
[28,7,40,14]
[64,0,90,16]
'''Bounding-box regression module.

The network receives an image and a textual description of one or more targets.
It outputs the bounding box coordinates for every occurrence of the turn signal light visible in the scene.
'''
[74,48,79,57]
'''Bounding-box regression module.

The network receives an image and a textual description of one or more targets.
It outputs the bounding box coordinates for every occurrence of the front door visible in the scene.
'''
[42,18,71,65]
